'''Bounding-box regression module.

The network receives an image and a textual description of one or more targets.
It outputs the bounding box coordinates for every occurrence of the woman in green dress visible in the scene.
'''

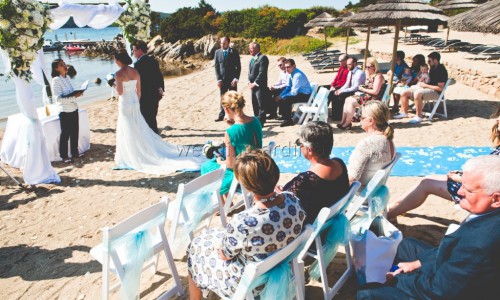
[201,91,263,197]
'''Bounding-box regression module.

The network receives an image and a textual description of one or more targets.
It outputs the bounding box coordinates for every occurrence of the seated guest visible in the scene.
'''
[275,59,312,127]
[326,54,349,105]
[267,56,289,119]
[280,121,349,225]
[348,101,396,187]
[394,51,448,124]
[188,149,306,300]
[338,57,386,130]
[391,54,425,113]
[200,91,263,198]
[331,57,366,121]
[387,106,500,219]
[357,155,500,300]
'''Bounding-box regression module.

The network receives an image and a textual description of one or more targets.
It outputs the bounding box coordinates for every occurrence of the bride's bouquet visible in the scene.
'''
[202,141,226,160]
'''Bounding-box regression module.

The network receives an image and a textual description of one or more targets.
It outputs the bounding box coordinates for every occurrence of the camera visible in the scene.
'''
[202,141,226,159]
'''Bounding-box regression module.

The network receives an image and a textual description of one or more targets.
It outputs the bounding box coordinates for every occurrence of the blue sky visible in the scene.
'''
[149,0,354,13]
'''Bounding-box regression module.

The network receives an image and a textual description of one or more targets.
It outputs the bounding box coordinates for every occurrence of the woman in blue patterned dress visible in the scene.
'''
[188,150,306,299]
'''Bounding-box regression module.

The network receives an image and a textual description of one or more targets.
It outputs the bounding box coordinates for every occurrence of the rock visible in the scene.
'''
[193,34,219,58]
[94,78,102,85]
[148,35,163,51]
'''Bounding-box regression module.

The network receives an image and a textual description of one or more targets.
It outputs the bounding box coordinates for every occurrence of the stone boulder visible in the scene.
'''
[193,34,220,58]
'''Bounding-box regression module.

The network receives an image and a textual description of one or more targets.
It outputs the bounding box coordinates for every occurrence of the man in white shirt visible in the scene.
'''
[331,57,366,121]
[267,56,289,119]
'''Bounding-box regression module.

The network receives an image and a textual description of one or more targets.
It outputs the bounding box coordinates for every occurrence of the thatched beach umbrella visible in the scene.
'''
[436,0,479,43]
[305,12,338,50]
[336,16,371,67]
[349,0,448,89]
[448,0,500,34]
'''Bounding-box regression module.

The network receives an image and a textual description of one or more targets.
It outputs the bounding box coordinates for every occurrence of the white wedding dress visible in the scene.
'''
[115,80,205,174]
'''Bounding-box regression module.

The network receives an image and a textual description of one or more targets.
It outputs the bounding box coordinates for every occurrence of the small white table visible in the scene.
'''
[0,107,90,166]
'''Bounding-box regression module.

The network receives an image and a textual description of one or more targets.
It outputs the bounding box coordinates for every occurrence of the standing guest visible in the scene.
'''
[357,155,500,300]
[248,42,269,126]
[131,40,164,134]
[330,57,366,121]
[200,91,263,197]
[275,59,312,127]
[348,101,395,187]
[391,54,425,113]
[394,51,448,124]
[267,56,289,119]
[188,150,306,299]
[214,36,241,122]
[326,54,349,108]
[339,57,386,130]
[280,121,349,224]
[51,59,84,163]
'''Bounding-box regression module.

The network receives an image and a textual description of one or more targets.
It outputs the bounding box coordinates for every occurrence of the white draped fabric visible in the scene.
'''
[49,0,125,30]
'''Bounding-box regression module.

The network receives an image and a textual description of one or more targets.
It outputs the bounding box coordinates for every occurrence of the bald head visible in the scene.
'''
[339,54,348,67]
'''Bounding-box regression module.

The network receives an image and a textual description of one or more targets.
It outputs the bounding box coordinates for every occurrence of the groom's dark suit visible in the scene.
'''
[357,209,500,300]
[248,53,269,124]
[134,54,164,134]
[214,47,241,119]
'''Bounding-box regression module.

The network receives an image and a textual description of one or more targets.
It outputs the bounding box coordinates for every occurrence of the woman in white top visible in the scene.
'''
[51,59,84,163]
[348,100,395,186]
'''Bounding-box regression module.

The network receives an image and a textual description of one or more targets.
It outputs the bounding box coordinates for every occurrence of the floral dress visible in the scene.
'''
[187,192,306,298]
[352,74,386,122]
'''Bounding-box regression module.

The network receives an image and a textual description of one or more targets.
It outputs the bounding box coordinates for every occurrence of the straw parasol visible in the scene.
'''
[335,13,372,67]
[348,0,448,89]
[304,12,339,50]
[436,0,479,43]
[448,0,500,34]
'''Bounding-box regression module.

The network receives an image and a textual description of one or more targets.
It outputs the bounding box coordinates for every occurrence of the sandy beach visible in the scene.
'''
[0,29,499,300]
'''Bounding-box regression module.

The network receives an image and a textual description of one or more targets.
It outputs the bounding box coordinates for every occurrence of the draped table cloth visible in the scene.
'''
[1,107,90,165]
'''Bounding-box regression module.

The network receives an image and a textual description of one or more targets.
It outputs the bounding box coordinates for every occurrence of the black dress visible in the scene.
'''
[284,158,350,225]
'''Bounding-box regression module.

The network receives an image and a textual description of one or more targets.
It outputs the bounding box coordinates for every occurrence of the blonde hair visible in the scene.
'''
[367,57,381,74]
[234,149,280,196]
[221,91,245,114]
[363,100,394,140]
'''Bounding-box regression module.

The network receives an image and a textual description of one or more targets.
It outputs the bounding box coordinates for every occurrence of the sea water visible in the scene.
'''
[0,27,123,121]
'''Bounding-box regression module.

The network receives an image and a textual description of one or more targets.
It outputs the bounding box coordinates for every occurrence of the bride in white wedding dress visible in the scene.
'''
[112,50,205,174]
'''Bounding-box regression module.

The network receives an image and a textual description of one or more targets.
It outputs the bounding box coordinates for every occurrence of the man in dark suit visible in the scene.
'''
[357,155,500,300]
[214,36,241,122]
[132,40,164,134]
[247,42,269,126]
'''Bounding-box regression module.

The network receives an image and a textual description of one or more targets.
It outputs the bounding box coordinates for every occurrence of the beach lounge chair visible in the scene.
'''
[220,226,313,300]
[424,78,451,121]
[295,87,330,125]
[296,182,361,300]
[90,199,183,300]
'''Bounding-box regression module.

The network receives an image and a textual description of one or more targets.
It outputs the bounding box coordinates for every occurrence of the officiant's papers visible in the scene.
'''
[63,80,88,97]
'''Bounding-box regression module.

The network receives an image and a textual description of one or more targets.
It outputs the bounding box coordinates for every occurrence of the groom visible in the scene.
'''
[132,40,164,134]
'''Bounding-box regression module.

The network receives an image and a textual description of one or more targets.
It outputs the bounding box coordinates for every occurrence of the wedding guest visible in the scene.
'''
[267,56,289,119]
[276,59,312,127]
[326,54,349,107]
[357,155,500,300]
[200,91,263,197]
[280,121,349,224]
[338,57,386,130]
[51,59,83,163]
[247,42,269,126]
[387,106,500,219]
[188,149,306,299]
[330,57,366,121]
[131,40,164,134]
[214,36,241,122]
[391,54,425,113]
[348,101,396,187]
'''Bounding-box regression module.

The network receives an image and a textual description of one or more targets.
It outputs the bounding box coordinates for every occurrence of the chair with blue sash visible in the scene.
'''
[89,198,183,300]
[296,181,361,300]
[166,166,227,258]
[221,226,313,300]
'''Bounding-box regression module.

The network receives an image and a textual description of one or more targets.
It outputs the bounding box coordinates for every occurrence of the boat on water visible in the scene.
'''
[65,44,85,51]
[42,39,65,52]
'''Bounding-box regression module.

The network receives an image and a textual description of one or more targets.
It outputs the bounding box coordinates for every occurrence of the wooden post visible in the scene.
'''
[364,26,371,68]
[345,27,350,54]
[388,20,401,92]
[404,26,407,44]
[324,27,328,51]
[445,27,450,45]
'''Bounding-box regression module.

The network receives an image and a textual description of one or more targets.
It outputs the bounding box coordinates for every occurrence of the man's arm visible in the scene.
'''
[214,51,222,82]
[418,81,444,92]
[342,70,365,93]
[253,55,269,86]
[233,49,241,81]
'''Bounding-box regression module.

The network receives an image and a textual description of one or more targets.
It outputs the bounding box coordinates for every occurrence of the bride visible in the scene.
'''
[112,50,205,174]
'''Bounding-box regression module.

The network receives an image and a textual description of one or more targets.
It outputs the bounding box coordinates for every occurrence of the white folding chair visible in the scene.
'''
[225,141,276,215]
[345,152,401,220]
[292,82,320,120]
[90,199,183,300]
[167,167,227,258]
[380,83,391,106]
[220,226,313,300]
[296,87,330,125]
[424,78,451,121]
[296,182,361,300]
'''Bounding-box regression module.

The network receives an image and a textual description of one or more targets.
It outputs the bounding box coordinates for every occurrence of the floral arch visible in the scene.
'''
[0,0,151,184]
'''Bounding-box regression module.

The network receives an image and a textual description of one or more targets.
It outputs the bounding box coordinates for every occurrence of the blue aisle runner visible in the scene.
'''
[272,146,493,176]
